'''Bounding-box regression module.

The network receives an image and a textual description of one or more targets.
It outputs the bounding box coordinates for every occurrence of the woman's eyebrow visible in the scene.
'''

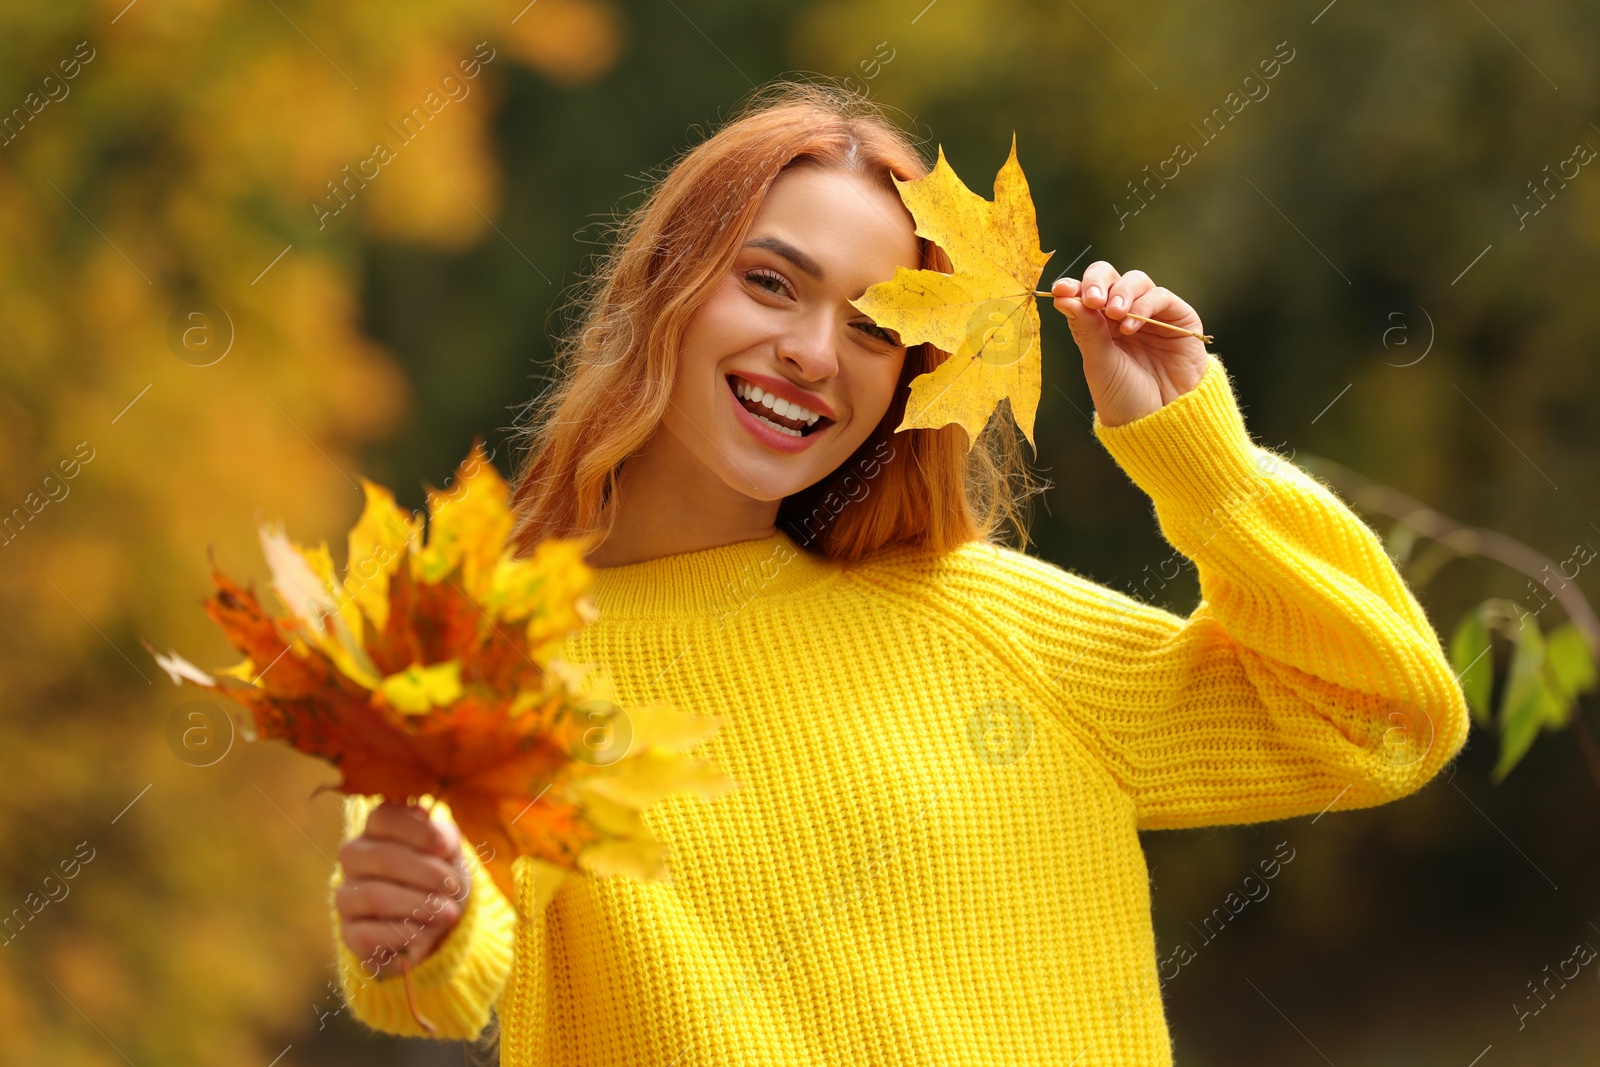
[743,236,825,281]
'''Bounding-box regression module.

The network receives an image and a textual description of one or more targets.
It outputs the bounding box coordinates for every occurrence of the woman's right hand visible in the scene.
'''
[335,800,472,978]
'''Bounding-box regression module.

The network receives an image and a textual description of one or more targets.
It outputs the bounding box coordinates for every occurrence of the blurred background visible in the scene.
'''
[3,0,1597,1063]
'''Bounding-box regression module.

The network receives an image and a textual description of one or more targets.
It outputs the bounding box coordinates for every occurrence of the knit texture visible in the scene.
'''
[331,354,1469,1064]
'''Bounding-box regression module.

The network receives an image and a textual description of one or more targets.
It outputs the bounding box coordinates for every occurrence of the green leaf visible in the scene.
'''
[1385,522,1418,568]
[1544,622,1598,702]
[1450,606,1494,727]
[1492,620,1549,783]
[1541,685,1572,729]
[1405,541,1459,590]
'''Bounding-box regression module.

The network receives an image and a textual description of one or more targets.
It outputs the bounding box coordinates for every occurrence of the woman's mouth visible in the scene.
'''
[726,374,833,439]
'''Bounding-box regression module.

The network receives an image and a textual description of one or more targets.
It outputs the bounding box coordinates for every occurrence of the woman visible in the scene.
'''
[330,82,1468,1065]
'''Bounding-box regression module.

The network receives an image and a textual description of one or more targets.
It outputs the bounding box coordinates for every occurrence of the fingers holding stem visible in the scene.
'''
[1037,279,1213,344]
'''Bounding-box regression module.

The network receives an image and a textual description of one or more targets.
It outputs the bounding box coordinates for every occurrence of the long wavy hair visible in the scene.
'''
[506,81,1045,563]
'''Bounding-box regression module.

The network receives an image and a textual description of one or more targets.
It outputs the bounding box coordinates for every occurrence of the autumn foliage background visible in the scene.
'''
[3,1,1599,1064]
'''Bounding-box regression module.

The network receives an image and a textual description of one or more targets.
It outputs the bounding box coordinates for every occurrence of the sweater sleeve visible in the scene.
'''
[1016,355,1470,829]
[330,793,518,1039]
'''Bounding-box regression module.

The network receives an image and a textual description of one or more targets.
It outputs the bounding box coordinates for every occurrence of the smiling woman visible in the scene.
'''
[640,164,921,530]
[502,82,1035,564]
[327,81,1471,1067]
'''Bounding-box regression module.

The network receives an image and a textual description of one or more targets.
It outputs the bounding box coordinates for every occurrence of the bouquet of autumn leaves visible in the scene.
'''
[145,439,738,924]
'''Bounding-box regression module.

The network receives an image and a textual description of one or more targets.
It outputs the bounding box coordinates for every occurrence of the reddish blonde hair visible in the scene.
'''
[506,81,1043,563]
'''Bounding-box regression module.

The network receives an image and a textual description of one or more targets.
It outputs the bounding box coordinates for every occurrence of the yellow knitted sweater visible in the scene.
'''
[330,355,1469,1065]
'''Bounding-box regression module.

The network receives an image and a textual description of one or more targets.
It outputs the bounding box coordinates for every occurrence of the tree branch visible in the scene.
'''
[1302,454,1600,797]
[1302,455,1600,651]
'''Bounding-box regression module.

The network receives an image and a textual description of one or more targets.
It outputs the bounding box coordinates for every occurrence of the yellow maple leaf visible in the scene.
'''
[345,477,422,633]
[414,445,514,599]
[850,134,1053,452]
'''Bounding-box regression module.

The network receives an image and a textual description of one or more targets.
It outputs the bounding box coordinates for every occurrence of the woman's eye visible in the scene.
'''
[854,321,901,346]
[745,270,791,298]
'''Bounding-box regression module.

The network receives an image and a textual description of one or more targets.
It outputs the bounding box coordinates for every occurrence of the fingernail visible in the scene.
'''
[1086,286,1102,301]
[1108,295,1125,311]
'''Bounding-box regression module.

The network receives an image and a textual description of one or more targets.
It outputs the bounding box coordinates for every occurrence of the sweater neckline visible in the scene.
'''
[585,528,841,620]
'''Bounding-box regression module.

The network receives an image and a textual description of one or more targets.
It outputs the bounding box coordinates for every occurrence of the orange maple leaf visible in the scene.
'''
[144,439,738,915]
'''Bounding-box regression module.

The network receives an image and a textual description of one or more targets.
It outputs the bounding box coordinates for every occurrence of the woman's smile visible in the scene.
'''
[660,164,918,494]
[723,371,837,453]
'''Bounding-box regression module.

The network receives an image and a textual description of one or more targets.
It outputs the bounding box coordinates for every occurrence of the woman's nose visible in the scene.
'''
[775,311,839,380]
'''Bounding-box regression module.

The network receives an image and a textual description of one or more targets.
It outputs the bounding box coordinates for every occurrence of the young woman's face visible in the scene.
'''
[662,165,921,501]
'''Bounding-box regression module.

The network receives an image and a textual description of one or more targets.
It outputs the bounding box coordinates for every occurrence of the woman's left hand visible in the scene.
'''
[1050,261,1211,427]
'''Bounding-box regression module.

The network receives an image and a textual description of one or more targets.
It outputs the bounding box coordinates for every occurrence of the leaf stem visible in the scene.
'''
[400,954,438,1035]
[1033,291,1214,343]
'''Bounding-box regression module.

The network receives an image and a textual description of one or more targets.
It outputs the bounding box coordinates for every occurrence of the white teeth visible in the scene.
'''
[753,412,803,437]
[733,378,824,427]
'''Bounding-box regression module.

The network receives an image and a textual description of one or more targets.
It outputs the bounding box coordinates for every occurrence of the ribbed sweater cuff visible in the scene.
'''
[1092,355,1268,519]
[331,845,516,1039]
